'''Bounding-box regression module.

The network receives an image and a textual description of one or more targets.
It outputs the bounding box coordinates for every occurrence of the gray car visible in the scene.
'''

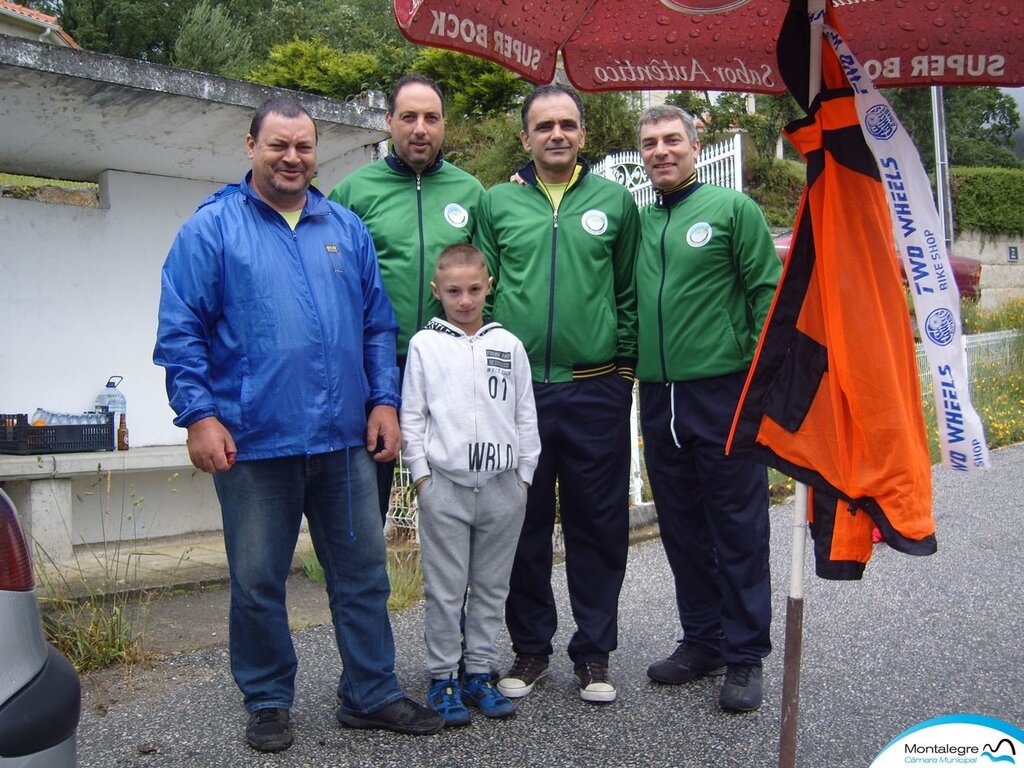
[0,487,81,766]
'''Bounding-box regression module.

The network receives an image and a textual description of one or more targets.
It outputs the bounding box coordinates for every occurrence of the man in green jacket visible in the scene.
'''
[329,74,484,520]
[635,105,781,713]
[477,84,640,704]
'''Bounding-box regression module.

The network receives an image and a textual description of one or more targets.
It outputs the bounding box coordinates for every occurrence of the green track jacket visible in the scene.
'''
[636,182,781,382]
[476,161,640,384]
[329,153,484,357]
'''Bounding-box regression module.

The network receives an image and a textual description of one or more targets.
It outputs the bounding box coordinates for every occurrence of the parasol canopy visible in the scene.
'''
[393,0,1024,94]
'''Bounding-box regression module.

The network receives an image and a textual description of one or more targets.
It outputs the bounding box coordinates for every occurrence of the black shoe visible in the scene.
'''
[647,642,727,685]
[246,708,293,753]
[336,697,444,735]
[496,654,549,699]
[575,662,616,703]
[719,664,763,712]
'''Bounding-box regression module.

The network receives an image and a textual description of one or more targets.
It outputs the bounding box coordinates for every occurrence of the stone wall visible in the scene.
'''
[954,231,1024,311]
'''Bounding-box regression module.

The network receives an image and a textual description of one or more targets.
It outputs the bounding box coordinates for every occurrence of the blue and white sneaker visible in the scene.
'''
[461,673,516,718]
[427,677,472,727]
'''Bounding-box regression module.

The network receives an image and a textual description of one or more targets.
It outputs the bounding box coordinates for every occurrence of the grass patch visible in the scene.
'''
[961,298,1024,334]
[0,172,96,189]
[36,536,149,673]
[35,471,193,672]
[922,332,1024,463]
[299,532,423,613]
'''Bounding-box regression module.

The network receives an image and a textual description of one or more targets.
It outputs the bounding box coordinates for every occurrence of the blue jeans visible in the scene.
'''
[214,448,404,715]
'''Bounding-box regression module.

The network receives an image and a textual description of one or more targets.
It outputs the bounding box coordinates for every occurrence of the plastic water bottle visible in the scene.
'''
[95,376,126,449]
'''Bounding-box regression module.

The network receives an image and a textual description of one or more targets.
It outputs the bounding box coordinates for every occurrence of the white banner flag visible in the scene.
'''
[823,22,990,472]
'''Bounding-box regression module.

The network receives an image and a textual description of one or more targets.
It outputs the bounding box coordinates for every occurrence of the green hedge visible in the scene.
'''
[951,167,1024,236]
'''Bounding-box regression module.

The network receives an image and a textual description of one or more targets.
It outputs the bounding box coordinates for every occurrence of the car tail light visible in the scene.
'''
[0,488,35,590]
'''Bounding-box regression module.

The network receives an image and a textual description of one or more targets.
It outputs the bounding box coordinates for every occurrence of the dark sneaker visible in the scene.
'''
[575,662,616,703]
[497,654,549,699]
[719,664,764,712]
[337,697,444,735]
[462,673,516,718]
[427,677,472,727]
[647,643,727,685]
[245,708,293,753]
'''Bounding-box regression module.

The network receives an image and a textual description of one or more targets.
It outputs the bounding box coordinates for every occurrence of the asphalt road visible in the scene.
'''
[76,444,1024,767]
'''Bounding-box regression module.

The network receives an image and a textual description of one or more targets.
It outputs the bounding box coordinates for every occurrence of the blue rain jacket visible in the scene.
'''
[154,173,400,460]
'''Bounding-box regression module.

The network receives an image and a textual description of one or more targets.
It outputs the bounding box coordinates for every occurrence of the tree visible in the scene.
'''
[668,91,801,161]
[578,92,642,161]
[171,0,253,78]
[667,90,733,143]
[247,38,379,100]
[883,86,1021,171]
[59,0,191,63]
[412,49,531,119]
[17,0,62,16]
[444,113,522,188]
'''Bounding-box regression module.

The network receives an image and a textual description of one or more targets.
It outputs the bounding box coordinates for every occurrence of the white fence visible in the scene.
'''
[592,133,744,207]
[917,329,1021,391]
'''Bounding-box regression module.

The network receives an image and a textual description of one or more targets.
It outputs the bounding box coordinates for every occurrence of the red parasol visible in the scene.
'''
[392,2,1010,765]
[393,0,1024,94]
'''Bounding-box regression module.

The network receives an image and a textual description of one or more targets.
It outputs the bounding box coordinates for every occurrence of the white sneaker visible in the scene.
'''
[496,655,549,699]
[576,662,616,703]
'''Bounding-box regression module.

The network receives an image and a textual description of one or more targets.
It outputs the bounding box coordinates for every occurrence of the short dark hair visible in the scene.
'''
[436,243,488,274]
[520,84,585,132]
[249,96,317,142]
[388,74,446,116]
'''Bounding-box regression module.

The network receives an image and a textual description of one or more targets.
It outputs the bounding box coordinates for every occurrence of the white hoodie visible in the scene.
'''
[401,319,540,488]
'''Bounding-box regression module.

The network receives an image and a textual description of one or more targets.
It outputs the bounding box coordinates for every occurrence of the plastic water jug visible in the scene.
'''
[95,376,126,449]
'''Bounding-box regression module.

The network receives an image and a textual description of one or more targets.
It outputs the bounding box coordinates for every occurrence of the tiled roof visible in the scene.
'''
[0,0,80,48]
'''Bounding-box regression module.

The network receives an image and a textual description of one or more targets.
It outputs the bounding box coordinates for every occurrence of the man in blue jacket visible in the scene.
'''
[154,97,443,753]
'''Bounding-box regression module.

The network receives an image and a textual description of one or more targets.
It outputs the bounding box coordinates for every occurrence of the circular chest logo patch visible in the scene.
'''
[686,222,713,248]
[581,209,609,236]
[444,203,469,228]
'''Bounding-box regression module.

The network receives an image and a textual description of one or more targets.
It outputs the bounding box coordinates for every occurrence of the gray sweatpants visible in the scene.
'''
[417,470,527,679]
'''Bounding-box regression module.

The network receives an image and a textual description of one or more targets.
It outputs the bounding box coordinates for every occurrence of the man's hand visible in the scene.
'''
[366,405,400,463]
[186,416,237,474]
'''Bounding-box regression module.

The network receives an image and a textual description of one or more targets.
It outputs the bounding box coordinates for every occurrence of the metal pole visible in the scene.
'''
[778,481,808,768]
[779,2,825,763]
[931,86,955,249]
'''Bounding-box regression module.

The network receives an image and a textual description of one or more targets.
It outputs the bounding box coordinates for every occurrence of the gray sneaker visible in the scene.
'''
[647,643,726,684]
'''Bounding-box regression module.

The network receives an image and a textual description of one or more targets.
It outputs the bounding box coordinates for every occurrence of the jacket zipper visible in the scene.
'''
[544,208,558,383]
[658,207,671,382]
[416,174,425,333]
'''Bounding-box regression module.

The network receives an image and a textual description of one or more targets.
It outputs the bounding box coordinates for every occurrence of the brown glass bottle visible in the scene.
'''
[117,413,129,451]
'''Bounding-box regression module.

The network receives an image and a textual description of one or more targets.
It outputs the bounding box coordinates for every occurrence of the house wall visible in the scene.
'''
[0,170,220,448]
[954,231,1024,312]
[0,171,230,542]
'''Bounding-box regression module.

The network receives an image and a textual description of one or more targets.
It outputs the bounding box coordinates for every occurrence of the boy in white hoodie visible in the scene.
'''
[401,243,540,726]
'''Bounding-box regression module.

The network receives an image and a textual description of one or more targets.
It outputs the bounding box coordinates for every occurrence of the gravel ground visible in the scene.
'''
[76,444,1024,767]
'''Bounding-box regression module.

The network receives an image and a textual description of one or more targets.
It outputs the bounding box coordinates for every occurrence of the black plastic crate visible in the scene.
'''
[0,413,115,455]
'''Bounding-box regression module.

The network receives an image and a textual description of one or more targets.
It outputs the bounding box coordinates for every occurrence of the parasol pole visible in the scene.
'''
[778,4,823,767]
[777,482,808,768]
